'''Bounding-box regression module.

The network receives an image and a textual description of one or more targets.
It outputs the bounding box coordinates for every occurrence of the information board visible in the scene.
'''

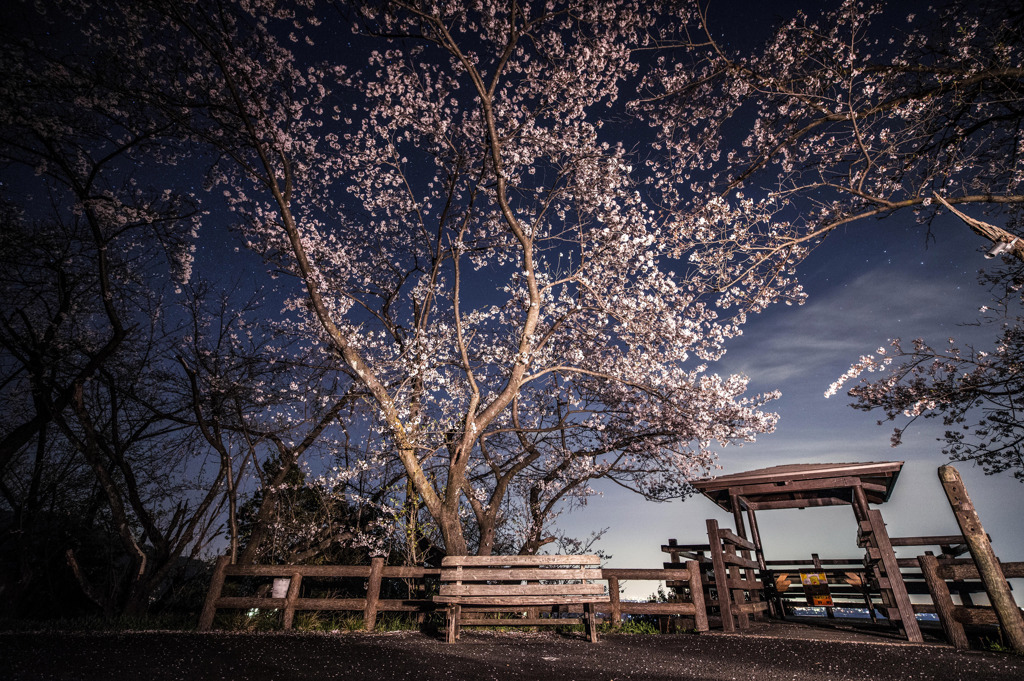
[799,571,833,607]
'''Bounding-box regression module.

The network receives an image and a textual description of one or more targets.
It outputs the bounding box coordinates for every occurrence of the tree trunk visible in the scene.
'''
[438,508,468,557]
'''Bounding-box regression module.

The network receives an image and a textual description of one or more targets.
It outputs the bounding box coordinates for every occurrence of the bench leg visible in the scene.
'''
[445,604,459,643]
[585,603,598,643]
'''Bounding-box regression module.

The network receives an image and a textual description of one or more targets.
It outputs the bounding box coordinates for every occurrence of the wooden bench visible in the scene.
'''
[433,554,605,643]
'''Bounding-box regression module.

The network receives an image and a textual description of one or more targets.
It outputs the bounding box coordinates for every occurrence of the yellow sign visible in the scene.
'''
[799,572,833,607]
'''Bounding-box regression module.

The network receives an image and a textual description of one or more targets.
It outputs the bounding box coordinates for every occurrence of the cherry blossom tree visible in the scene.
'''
[5,0,790,564]
[639,0,1024,298]
[81,0,779,557]
[636,0,1024,481]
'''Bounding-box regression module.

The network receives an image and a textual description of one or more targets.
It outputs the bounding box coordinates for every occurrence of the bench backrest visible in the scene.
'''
[439,554,604,599]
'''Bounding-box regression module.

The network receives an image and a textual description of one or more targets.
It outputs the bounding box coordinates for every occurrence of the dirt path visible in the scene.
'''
[2,630,1022,680]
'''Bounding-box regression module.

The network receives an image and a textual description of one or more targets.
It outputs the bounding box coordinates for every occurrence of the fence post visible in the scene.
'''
[918,554,968,649]
[706,518,734,632]
[364,556,385,631]
[607,576,622,628]
[812,554,834,619]
[282,571,303,630]
[939,465,1024,652]
[198,555,230,631]
[688,560,708,632]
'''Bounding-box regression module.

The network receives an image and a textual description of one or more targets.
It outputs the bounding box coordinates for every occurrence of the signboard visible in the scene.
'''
[799,572,833,607]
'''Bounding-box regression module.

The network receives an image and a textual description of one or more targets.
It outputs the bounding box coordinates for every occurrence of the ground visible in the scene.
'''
[2,628,1022,681]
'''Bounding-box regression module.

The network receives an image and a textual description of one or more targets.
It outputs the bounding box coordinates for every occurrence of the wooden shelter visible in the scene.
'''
[690,461,923,642]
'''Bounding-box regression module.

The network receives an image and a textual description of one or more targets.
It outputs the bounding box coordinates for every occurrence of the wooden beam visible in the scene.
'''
[889,535,966,547]
[723,476,861,497]
[603,568,695,580]
[938,561,1024,581]
[198,555,230,631]
[707,519,735,633]
[919,554,969,649]
[866,509,923,642]
[441,554,600,566]
[747,497,852,511]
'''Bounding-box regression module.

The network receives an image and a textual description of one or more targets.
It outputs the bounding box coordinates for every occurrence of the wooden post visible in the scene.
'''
[687,560,709,632]
[198,555,230,631]
[364,556,385,631]
[282,571,302,630]
[939,465,1024,652]
[607,576,622,628]
[585,603,598,643]
[725,542,749,629]
[866,509,923,642]
[745,507,767,571]
[812,554,834,619]
[729,493,748,541]
[852,485,870,522]
[707,519,735,632]
[918,554,969,650]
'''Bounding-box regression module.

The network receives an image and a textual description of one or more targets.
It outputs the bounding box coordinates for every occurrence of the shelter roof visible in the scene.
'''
[690,461,904,512]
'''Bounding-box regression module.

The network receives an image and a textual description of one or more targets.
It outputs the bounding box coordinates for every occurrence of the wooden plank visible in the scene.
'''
[439,583,606,597]
[662,544,710,553]
[938,561,1024,581]
[613,601,698,616]
[712,476,862,497]
[746,497,852,511]
[603,568,694,581]
[722,554,759,570]
[223,564,371,578]
[289,598,366,610]
[955,607,1002,626]
[940,465,1024,652]
[459,617,584,626]
[434,595,607,606]
[889,535,966,547]
[725,577,762,590]
[735,601,771,614]
[764,559,866,567]
[381,567,442,578]
[718,529,756,551]
[375,599,437,612]
[439,568,602,581]
[441,554,600,567]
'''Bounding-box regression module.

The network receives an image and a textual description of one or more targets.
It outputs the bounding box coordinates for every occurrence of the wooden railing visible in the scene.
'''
[918,555,1024,649]
[706,519,768,632]
[198,556,441,631]
[601,565,707,632]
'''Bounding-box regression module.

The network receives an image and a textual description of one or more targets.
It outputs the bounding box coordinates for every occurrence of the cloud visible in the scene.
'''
[718,266,993,389]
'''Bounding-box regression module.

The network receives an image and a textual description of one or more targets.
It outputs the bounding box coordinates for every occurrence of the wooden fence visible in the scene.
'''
[198,556,441,631]
[601,564,707,631]
[762,556,877,619]
[918,555,1024,649]
[198,556,709,633]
